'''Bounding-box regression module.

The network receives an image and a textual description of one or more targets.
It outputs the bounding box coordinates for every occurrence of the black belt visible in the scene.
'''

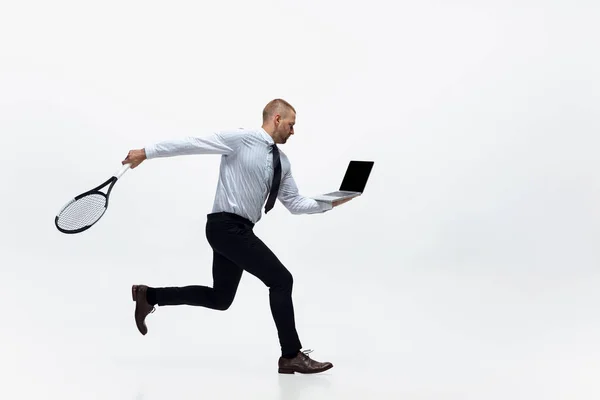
[207,211,255,229]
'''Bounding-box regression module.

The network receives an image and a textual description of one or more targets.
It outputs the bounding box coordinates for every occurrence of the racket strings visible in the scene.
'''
[56,194,107,231]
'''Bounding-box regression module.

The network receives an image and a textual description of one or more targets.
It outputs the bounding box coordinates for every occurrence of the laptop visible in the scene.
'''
[312,160,374,203]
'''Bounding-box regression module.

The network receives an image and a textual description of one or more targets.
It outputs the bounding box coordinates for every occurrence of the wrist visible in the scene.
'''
[142,146,152,160]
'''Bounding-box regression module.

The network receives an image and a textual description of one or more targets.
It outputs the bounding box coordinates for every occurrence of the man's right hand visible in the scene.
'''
[332,197,353,208]
[122,149,147,169]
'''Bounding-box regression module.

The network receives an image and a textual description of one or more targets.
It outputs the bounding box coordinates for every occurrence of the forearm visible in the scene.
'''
[145,135,234,159]
[284,195,333,215]
[278,171,333,215]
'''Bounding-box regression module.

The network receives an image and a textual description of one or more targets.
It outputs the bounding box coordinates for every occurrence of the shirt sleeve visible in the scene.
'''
[144,129,244,159]
[277,168,333,215]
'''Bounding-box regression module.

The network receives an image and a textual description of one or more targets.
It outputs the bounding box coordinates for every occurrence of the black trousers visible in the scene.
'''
[150,212,302,356]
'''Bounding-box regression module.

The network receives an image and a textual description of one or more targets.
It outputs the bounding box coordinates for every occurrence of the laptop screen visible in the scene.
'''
[339,161,374,193]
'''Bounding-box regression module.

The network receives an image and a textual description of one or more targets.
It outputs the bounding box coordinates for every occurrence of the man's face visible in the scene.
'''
[276,110,295,144]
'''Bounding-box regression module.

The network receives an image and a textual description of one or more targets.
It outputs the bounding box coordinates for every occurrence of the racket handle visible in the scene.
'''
[115,163,131,179]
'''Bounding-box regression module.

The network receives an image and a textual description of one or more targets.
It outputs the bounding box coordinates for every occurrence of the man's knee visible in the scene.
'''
[272,268,293,291]
[214,293,235,311]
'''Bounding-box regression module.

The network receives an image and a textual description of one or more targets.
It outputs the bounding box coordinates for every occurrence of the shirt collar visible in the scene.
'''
[259,127,275,145]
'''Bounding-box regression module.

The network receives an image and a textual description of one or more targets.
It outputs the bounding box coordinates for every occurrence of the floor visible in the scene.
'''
[3,247,600,400]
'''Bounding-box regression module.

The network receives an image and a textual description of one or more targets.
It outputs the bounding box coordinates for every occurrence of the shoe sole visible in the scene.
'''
[278,364,333,374]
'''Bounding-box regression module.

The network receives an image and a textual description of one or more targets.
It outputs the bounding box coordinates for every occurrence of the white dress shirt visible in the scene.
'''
[144,127,332,224]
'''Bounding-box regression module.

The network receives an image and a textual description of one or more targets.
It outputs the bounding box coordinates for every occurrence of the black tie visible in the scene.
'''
[265,144,281,214]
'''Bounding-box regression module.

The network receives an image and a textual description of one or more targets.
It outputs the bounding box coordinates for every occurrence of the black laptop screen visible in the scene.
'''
[339,161,374,193]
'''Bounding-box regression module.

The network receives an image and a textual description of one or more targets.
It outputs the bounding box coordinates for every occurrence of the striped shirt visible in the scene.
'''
[144,127,332,224]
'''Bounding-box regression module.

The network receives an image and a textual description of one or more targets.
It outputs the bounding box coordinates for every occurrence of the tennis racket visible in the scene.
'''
[55,163,131,234]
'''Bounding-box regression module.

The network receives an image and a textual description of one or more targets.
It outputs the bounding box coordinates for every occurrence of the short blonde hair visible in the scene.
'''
[262,99,296,122]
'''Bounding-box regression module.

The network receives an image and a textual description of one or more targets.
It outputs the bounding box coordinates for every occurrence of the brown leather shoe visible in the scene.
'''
[131,285,155,335]
[278,349,333,374]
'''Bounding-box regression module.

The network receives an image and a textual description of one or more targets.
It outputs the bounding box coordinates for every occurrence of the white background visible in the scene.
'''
[1,1,599,399]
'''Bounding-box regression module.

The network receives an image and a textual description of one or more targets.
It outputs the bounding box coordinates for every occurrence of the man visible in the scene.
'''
[123,99,351,374]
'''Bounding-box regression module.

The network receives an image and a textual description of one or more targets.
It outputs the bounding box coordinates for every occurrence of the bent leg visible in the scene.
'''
[150,251,243,310]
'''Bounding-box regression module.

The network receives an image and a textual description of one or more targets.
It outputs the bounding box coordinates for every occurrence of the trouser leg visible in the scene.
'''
[149,251,243,310]
[206,218,302,356]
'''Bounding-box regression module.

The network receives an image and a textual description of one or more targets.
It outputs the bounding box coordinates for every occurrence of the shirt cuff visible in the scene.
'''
[144,145,156,159]
[315,200,333,212]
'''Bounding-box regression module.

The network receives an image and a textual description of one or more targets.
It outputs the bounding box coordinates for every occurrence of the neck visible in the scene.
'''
[262,124,277,142]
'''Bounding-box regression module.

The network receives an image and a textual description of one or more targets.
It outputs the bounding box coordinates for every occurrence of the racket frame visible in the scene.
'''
[55,163,131,234]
